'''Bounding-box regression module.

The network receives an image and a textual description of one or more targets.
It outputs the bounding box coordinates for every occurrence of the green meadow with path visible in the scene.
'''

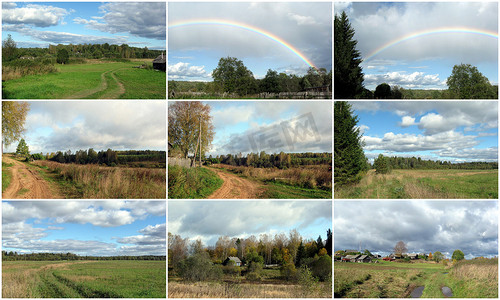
[2,61,166,99]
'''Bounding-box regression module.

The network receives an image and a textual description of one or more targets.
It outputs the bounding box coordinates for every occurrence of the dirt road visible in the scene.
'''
[207,167,264,199]
[2,155,61,199]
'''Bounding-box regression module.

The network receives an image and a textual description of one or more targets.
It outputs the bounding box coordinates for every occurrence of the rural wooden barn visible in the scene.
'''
[153,53,166,71]
[342,254,360,262]
[224,256,242,266]
[408,253,418,260]
[356,255,372,263]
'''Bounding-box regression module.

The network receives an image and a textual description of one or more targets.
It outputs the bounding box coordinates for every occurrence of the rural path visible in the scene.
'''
[2,155,61,199]
[66,68,125,99]
[207,167,264,199]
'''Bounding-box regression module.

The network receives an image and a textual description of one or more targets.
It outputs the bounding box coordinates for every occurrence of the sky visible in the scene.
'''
[335,2,498,90]
[4,101,166,154]
[3,201,166,256]
[2,2,166,49]
[168,2,332,81]
[181,101,332,156]
[348,101,498,163]
[168,200,332,247]
[335,200,498,259]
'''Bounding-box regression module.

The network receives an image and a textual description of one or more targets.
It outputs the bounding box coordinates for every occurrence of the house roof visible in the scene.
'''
[358,255,370,260]
[227,256,241,263]
[344,255,360,259]
[153,53,166,63]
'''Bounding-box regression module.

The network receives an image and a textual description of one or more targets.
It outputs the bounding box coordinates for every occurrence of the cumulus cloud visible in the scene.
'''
[3,3,70,27]
[117,223,166,246]
[169,201,331,246]
[287,13,318,25]
[168,62,208,79]
[74,2,166,40]
[364,71,445,89]
[335,201,498,258]
[6,101,166,154]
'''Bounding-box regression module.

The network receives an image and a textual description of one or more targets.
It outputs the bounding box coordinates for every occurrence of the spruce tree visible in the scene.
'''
[334,101,367,187]
[334,11,364,98]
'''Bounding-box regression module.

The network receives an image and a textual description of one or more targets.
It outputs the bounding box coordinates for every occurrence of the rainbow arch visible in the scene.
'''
[364,27,498,61]
[169,19,318,69]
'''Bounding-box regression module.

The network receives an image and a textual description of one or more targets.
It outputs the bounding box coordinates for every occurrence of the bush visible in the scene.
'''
[311,255,332,281]
[56,49,69,64]
[177,252,223,281]
[281,262,297,281]
[31,153,45,161]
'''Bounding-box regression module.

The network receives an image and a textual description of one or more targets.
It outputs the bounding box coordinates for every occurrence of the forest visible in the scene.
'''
[2,251,165,261]
[374,155,498,171]
[208,152,332,169]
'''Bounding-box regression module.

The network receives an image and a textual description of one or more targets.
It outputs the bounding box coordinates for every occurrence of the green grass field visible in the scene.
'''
[335,259,497,298]
[2,61,165,99]
[168,165,224,199]
[335,169,498,199]
[3,260,166,298]
[262,181,332,198]
[2,161,13,191]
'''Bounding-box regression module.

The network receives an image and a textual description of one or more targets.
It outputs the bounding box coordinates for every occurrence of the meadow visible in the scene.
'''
[2,60,165,99]
[169,267,332,298]
[168,165,223,198]
[33,160,166,199]
[334,258,497,298]
[335,169,498,199]
[3,260,166,298]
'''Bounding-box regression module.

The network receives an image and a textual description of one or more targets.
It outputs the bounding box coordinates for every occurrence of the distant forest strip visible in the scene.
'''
[207,152,332,169]
[2,251,165,261]
[30,149,165,167]
[379,156,497,170]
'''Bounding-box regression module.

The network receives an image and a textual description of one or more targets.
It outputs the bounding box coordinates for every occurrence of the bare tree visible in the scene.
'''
[394,241,408,255]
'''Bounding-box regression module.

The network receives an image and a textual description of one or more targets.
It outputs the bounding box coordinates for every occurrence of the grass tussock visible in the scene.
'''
[35,160,165,199]
[3,63,58,81]
[212,164,331,190]
[168,165,223,199]
[448,258,498,298]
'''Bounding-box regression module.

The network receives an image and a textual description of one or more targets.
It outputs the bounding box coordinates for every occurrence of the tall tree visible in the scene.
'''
[2,101,30,153]
[2,34,17,62]
[447,63,496,99]
[374,154,391,174]
[451,249,465,261]
[325,229,332,256]
[212,57,255,95]
[56,48,69,64]
[168,101,215,159]
[433,251,444,262]
[394,241,408,256]
[374,83,392,99]
[334,101,367,186]
[16,139,29,156]
[334,11,364,98]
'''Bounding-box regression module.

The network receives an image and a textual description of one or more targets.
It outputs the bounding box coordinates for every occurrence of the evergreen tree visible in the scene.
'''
[334,101,367,186]
[325,229,332,256]
[334,11,364,98]
[16,139,29,156]
[374,154,391,174]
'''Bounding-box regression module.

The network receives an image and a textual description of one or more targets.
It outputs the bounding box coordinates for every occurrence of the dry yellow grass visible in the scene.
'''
[168,281,331,298]
[35,160,165,198]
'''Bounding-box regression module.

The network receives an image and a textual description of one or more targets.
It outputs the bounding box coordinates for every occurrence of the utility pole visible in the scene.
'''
[199,116,202,167]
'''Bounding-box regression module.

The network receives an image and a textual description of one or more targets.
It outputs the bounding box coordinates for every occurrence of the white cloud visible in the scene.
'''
[400,116,415,127]
[364,71,445,89]
[287,13,318,25]
[3,4,70,27]
[168,62,208,79]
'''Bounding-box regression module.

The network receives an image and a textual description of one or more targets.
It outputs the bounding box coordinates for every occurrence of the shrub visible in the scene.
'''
[177,252,223,281]
[56,49,69,64]
[311,255,332,281]
[281,262,297,281]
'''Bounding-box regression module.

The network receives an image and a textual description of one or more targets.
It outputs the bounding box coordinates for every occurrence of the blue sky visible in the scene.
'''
[2,2,166,49]
[168,2,332,81]
[335,2,498,90]
[349,101,498,163]
[335,201,498,259]
[172,101,332,156]
[3,201,166,256]
[4,101,166,154]
[169,201,332,247]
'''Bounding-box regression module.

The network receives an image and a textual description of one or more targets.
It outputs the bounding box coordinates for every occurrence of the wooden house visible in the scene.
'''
[357,255,372,263]
[153,53,166,71]
[223,256,242,267]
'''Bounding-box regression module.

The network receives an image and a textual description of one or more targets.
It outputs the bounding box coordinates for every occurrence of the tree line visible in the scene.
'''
[2,251,165,261]
[169,229,332,282]
[170,56,332,97]
[209,152,332,169]
[374,154,498,172]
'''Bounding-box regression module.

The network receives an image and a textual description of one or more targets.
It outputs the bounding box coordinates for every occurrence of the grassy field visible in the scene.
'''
[213,164,332,199]
[168,165,223,198]
[2,161,13,191]
[169,268,331,298]
[334,258,497,298]
[335,169,498,199]
[33,160,166,199]
[2,60,165,99]
[3,260,166,298]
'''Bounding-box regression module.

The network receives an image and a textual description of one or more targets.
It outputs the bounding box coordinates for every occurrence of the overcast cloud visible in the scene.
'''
[5,101,166,154]
[335,201,498,259]
[169,201,332,246]
[3,201,166,256]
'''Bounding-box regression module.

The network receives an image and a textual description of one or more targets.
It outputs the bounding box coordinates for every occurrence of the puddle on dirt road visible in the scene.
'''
[441,287,453,297]
[410,286,425,298]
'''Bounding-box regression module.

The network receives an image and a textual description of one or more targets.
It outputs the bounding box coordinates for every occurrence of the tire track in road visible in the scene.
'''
[66,71,109,99]
[98,70,125,99]
[207,167,265,199]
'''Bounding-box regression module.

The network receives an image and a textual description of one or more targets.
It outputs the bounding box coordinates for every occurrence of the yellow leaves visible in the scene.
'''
[2,101,30,148]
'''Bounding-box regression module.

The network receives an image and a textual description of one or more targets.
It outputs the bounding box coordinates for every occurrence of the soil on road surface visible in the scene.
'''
[207,167,264,199]
[2,155,61,199]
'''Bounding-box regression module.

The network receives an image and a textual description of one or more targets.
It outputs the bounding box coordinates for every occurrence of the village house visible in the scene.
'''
[356,255,372,263]
[342,254,360,262]
[153,53,166,71]
[223,256,242,267]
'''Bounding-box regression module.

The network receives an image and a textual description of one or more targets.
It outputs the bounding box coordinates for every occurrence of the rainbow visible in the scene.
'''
[364,27,498,61]
[169,19,318,69]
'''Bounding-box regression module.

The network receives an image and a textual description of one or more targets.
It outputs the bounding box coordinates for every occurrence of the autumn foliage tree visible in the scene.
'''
[168,101,215,160]
[394,241,408,256]
[2,101,30,153]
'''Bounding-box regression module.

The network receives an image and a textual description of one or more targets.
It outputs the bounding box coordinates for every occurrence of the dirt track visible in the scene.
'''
[2,155,61,199]
[207,167,264,199]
